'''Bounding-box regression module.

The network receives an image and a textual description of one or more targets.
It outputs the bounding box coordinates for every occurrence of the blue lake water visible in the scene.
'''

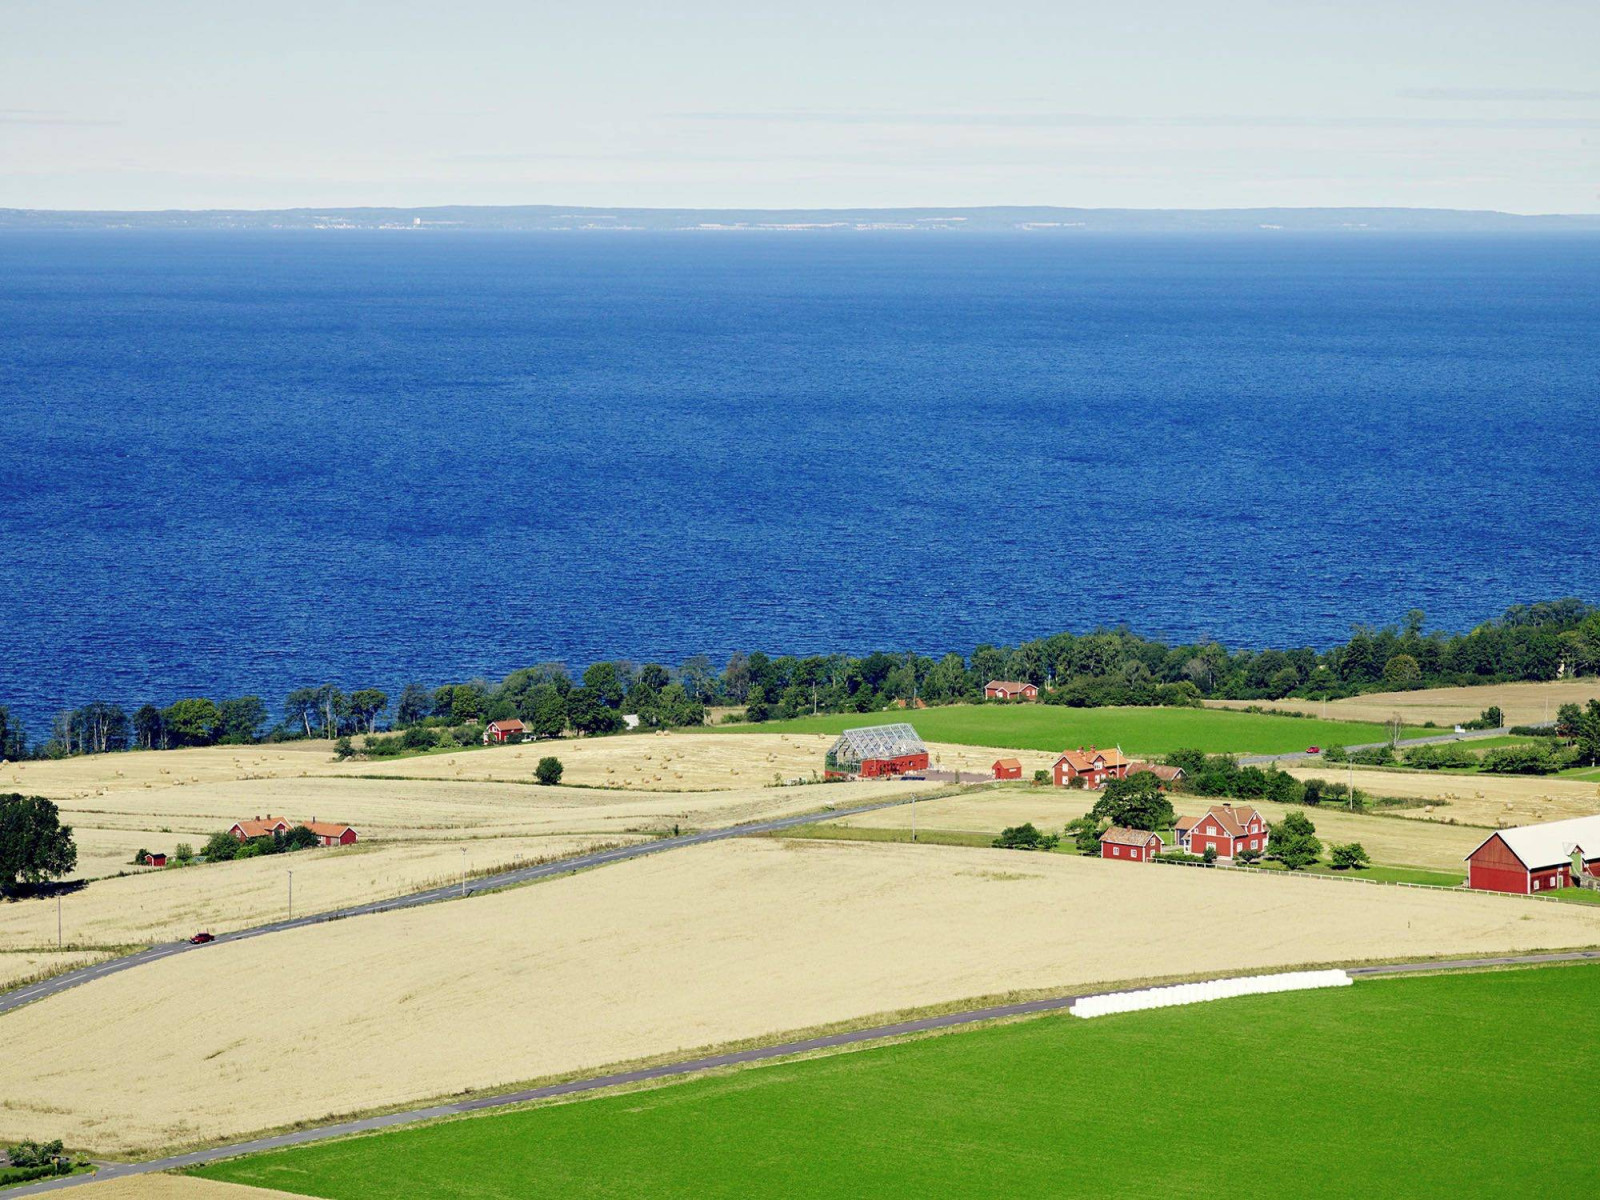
[2,231,1597,730]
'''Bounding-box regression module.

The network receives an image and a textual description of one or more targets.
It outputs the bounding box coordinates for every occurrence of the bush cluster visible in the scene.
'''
[200,826,321,862]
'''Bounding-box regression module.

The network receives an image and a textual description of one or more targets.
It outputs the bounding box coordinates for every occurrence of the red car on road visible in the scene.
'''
[188,932,214,944]
[1305,746,1321,755]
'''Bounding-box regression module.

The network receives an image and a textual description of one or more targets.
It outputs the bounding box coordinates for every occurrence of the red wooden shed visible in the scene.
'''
[1100,827,1163,862]
[992,758,1023,780]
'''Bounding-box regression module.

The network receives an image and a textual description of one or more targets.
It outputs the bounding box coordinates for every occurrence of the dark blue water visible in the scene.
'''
[2,232,1597,730]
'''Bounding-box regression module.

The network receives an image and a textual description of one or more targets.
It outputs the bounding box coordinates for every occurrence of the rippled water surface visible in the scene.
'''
[2,232,1597,726]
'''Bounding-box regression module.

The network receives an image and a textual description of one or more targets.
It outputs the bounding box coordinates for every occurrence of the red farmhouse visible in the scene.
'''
[483,718,526,744]
[227,815,358,846]
[1100,827,1163,862]
[1464,815,1600,895]
[1053,746,1130,789]
[992,757,1023,780]
[1176,804,1268,860]
[984,680,1039,701]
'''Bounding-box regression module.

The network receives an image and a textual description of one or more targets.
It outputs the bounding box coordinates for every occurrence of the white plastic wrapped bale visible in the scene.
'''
[1069,969,1352,1018]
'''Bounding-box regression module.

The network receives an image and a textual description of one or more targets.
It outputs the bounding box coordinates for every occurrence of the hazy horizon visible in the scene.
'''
[4,1,1597,214]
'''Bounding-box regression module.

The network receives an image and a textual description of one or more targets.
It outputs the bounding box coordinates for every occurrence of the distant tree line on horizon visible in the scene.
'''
[3,598,1598,761]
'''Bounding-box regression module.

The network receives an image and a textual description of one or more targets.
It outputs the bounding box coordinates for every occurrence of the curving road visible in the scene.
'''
[0,794,920,1017]
[8,947,1600,1196]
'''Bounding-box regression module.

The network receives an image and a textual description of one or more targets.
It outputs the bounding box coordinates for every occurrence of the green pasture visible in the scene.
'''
[715,704,1417,757]
[196,963,1600,1200]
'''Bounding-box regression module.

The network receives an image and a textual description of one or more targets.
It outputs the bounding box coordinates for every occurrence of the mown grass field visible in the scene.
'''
[715,705,1415,756]
[197,964,1600,1199]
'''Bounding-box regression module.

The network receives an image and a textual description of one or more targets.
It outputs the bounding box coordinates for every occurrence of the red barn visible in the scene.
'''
[143,852,167,867]
[1052,746,1130,789]
[483,718,526,744]
[1176,804,1269,860]
[992,757,1023,780]
[1100,827,1163,862]
[984,680,1039,701]
[1464,815,1600,895]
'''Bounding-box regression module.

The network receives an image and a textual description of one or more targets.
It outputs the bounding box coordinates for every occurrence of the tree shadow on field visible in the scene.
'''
[1,878,88,902]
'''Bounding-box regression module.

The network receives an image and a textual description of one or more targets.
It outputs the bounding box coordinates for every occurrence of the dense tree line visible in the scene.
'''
[4,599,1596,760]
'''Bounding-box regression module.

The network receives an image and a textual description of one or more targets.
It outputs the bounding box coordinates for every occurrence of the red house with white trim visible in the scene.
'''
[1100,827,1163,862]
[984,680,1039,701]
[1464,815,1600,895]
[484,718,527,744]
[1052,746,1130,789]
[1176,804,1268,860]
[992,758,1023,780]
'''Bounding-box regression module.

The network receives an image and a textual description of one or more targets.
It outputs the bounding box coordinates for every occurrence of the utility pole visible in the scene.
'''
[911,793,917,843]
[57,893,62,949]
[287,870,293,920]
[460,847,467,898]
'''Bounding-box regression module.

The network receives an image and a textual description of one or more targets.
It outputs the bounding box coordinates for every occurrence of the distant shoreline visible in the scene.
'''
[4,203,1599,234]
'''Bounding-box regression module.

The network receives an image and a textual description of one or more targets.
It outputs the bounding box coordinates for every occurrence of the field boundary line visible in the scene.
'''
[8,949,1600,1196]
[1147,854,1592,903]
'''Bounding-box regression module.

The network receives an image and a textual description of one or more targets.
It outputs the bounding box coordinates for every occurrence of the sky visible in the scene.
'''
[2,0,1597,212]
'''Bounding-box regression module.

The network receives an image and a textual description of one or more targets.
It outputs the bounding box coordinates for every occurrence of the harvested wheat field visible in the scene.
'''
[1207,679,1600,729]
[1,733,949,880]
[1283,764,1600,829]
[834,787,1483,871]
[0,834,634,951]
[67,1176,288,1200]
[0,949,111,990]
[4,838,1597,1156]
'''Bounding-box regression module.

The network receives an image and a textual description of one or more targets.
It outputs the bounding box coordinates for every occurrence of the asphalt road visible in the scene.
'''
[9,947,1600,1196]
[1237,725,1509,766]
[0,793,919,1018]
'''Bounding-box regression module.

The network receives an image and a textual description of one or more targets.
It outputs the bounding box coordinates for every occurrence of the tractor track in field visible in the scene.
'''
[0,794,925,1018]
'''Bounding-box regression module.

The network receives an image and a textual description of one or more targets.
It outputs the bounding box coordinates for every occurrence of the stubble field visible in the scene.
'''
[1281,763,1600,828]
[1206,678,1600,728]
[3,837,1596,1156]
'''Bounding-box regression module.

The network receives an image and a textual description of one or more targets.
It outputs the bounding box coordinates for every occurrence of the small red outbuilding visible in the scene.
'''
[143,852,167,868]
[992,758,1023,780]
[1100,827,1163,862]
[484,718,526,744]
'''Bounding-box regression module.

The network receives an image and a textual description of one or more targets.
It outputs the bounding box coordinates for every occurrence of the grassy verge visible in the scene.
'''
[710,705,1419,756]
[194,963,1600,1199]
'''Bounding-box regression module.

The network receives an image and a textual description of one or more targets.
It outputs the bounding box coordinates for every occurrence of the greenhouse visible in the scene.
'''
[824,723,930,778]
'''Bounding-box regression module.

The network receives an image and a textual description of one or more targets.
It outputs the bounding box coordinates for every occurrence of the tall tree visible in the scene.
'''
[0,705,23,760]
[132,704,164,750]
[347,689,389,734]
[395,682,431,727]
[217,696,268,743]
[0,794,77,888]
[284,688,318,738]
[163,698,220,747]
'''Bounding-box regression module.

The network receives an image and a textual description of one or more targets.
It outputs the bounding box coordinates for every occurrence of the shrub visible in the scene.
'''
[129,847,151,866]
[1031,769,1051,785]
[993,822,1059,851]
[174,842,194,862]
[1270,811,1322,870]
[535,756,564,786]
[1403,744,1477,770]
[1065,816,1101,856]
[1330,842,1370,870]
[1202,846,1218,865]
[333,735,354,760]
[1348,745,1395,767]
[1480,745,1565,775]
[1236,847,1262,864]
[1322,744,1348,763]
[282,825,320,851]
[201,831,240,862]
[6,1139,64,1169]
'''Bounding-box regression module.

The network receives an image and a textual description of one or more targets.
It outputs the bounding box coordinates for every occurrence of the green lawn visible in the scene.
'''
[714,704,1415,757]
[197,965,1600,1200]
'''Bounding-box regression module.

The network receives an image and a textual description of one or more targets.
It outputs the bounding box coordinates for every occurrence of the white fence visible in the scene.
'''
[1069,969,1352,1019]
[1150,853,1589,904]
